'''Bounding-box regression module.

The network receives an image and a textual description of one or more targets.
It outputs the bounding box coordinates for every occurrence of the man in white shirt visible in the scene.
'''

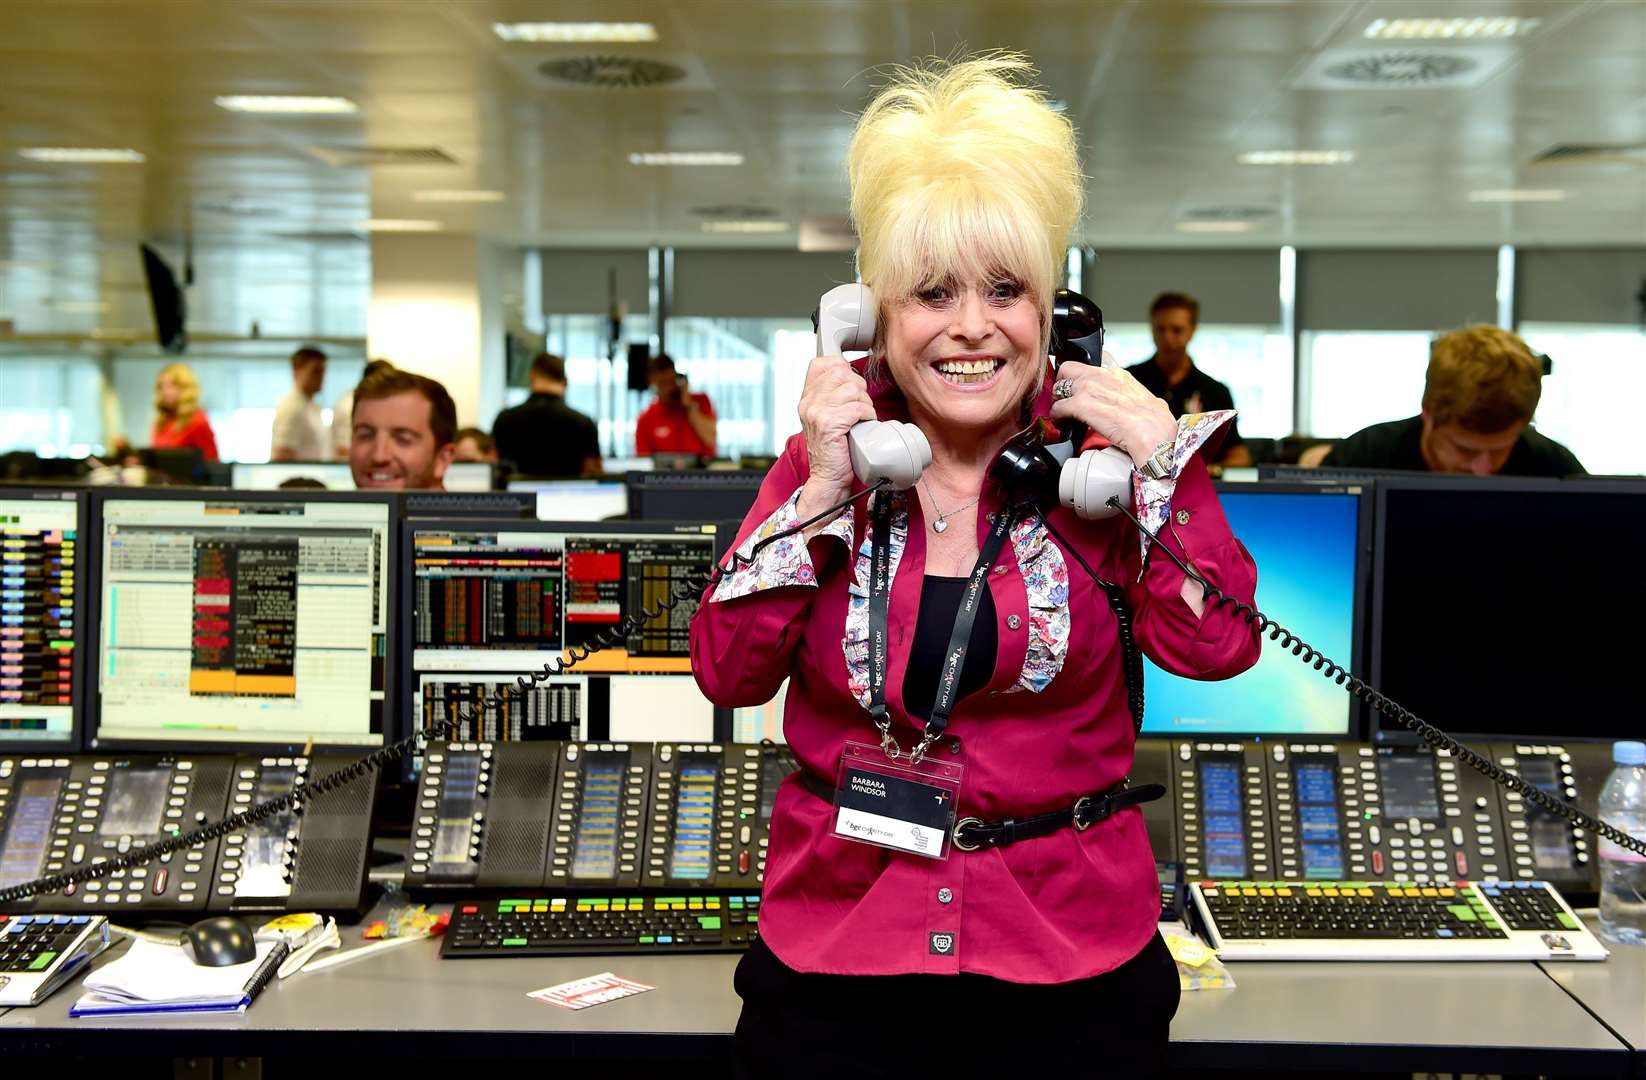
[271,346,329,461]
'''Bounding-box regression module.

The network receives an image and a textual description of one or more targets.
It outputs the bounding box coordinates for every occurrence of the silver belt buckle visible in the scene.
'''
[951,816,984,852]
[1072,795,1096,832]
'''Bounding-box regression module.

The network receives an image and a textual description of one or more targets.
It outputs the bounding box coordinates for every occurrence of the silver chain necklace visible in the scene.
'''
[920,478,980,534]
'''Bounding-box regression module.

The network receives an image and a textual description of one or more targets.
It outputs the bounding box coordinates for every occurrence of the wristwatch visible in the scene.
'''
[1138,437,1176,481]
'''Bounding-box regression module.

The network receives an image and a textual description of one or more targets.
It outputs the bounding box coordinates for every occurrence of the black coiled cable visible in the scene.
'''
[0,481,888,906]
[1100,494,1646,861]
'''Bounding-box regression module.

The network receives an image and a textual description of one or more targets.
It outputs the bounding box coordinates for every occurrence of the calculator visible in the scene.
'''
[0,914,111,1006]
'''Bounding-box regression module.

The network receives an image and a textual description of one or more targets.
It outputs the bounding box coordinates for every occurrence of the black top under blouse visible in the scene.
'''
[901,574,999,723]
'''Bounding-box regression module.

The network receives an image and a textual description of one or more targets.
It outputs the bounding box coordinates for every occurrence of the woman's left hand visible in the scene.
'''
[1048,361,1178,469]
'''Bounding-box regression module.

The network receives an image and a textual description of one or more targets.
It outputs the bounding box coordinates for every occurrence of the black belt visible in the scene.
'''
[798,773,1165,852]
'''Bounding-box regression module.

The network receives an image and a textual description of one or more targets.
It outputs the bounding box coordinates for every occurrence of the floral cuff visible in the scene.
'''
[1133,410,1237,562]
[710,489,856,602]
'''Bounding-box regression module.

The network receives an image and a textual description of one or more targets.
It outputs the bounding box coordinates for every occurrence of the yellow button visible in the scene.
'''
[1358,888,1373,897]
[1305,888,1322,897]
[1276,888,1293,897]
[1324,888,1340,897]
[1421,888,1439,897]
[1439,888,1456,897]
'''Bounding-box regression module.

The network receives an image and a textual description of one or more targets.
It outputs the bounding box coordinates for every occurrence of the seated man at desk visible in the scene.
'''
[1323,325,1585,477]
[347,364,458,491]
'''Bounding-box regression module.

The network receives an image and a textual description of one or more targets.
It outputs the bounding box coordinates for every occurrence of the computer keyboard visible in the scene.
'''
[1191,880,1607,961]
[0,913,111,1005]
[441,893,760,958]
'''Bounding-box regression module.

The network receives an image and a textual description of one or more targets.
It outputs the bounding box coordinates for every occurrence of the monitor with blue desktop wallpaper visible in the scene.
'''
[1140,483,1367,737]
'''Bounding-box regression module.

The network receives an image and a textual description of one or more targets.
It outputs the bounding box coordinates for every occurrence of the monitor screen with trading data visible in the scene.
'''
[1140,483,1367,737]
[0,490,83,748]
[90,491,396,749]
[406,519,722,745]
[232,461,495,492]
[1372,476,1645,742]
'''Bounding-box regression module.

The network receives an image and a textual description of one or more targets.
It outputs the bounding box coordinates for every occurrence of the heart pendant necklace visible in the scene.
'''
[921,478,980,534]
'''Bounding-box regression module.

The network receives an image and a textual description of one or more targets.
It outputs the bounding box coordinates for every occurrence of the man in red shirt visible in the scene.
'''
[634,354,717,458]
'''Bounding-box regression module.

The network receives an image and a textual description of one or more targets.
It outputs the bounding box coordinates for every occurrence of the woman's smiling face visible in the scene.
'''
[881,274,1044,435]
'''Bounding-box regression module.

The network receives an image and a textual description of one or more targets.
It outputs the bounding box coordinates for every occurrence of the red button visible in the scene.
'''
[152,869,168,895]
[461,905,478,914]
[1371,851,1385,876]
[1455,852,1468,877]
[738,850,751,875]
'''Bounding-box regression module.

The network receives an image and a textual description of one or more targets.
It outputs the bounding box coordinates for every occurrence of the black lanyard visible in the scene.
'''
[867,492,1016,757]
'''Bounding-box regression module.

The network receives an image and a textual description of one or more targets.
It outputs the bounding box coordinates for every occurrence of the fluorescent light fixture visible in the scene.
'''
[494,22,657,43]
[413,189,507,203]
[629,151,743,166]
[354,219,443,233]
[19,147,144,163]
[1175,221,1255,234]
[1469,188,1566,202]
[215,95,358,114]
[1238,150,1355,165]
[701,221,790,234]
[1364,16,1539,40]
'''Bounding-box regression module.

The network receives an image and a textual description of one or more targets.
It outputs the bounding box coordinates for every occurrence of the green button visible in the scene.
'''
[638,936,655,944]
[29,951,56,971]
[1447,905,1476,922]
[1482,920,1502,931]
[503,899,530,906]
[502,937,528,947]
[698,916,722,930]
[729,898,744,908]
[1557,912,1580,930]
[748,913,758,924]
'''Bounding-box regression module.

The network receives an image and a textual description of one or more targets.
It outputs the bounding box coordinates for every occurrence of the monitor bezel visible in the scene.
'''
[1369,472,1646,742]
[624,469,765,523]
[399,516,737,750]
[0,486,89,754]
[83,486,402,754]
[1138,479,1374,742]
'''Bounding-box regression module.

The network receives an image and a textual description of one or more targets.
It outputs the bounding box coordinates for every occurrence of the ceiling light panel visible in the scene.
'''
[413,190,506,203]
[1469,189,1566,202]
[1238,150,1356,165]
[355,219,442,232]
[701,221,790,234]
[494,22,657,43]
[629,151,743,166]
[215,95,358,114]
[19,148,144,163]
[1364,17,1539,40]
[1176,221,1255,233]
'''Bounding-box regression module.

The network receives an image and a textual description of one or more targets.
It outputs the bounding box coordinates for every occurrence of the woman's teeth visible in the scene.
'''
[935,358,1001,384]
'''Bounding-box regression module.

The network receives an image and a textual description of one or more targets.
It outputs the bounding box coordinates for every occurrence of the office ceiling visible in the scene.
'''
[0,0,1641,334]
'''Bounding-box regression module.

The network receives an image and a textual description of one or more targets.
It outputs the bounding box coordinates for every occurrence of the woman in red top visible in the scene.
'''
[150,362,219,462]
[691,56,1260,1078]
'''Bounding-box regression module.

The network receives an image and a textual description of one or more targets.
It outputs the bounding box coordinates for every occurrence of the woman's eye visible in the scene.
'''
[916,284,953,305]
[988,279,1023,302]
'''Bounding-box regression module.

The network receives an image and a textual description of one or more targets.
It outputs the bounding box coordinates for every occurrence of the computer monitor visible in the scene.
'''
[1371,475,1646,742]
[505,478,628,521]
[404,518,730,746]
[231,461,495,493]
[87,489,397,750]
[625,470,764,524]
[0,489,85,750]
[1140,482,1370,737]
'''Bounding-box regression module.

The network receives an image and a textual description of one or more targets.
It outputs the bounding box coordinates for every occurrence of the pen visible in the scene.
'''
[242,941,291,1005]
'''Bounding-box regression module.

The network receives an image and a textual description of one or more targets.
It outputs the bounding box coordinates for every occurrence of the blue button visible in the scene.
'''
[1436,928,1454,937]
[657,935,673,944]
[12,916,32,926]
[52,915,70,924]
[71,916,90,924]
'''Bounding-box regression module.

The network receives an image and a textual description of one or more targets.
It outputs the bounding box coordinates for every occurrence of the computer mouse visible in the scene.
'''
[180,916,258,967]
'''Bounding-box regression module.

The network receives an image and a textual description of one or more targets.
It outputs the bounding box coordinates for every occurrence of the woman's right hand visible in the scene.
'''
[795,355,877,524]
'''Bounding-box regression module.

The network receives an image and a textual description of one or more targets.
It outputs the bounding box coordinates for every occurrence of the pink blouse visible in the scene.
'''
[690,380,1260,984]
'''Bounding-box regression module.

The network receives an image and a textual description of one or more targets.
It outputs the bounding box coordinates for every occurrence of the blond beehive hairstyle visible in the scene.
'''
[848,53,1082,353]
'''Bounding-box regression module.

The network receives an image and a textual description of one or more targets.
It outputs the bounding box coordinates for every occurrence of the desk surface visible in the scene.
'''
[1541,917,1646,1057]
[0,918,1634,1075]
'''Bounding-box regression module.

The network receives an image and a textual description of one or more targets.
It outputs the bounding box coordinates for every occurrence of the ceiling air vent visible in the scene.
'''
[1294,47,1511,90]
[1531,142,1646,165]
[307,146,458,168]
[537,56,688,88]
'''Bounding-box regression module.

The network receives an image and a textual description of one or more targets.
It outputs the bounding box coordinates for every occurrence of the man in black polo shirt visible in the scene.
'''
[1125,291,1251,466]
[1323,324,1584,477]
[492,352,601,477]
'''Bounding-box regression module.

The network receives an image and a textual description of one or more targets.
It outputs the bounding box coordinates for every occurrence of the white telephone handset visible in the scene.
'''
[815,283,931,490]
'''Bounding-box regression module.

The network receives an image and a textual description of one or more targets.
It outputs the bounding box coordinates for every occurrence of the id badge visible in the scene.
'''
[833,741,963,860]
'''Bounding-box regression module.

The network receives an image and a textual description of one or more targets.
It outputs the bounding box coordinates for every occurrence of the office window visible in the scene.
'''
[662,317,813,458]
[532,313,655,457]
[0,350,105,455]
[1519,323,1646,476]
[1106,324,1293,438]
[1300,332,1432,438]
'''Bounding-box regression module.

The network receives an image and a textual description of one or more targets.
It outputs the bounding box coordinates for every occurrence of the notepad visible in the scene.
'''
[69,938,281,1017]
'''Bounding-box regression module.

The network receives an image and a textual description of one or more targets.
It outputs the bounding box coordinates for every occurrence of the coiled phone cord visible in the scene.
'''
[1087,493,1646,861]
[0,481,889,906]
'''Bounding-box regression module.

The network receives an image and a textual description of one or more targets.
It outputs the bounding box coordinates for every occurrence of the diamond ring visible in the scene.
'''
[1052,377,1076,401]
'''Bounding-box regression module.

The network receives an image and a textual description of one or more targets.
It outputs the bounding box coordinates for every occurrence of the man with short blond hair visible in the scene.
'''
[1325,324,1584,476]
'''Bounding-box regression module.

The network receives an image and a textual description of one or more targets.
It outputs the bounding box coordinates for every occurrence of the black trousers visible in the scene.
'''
[733,931,1181,1080]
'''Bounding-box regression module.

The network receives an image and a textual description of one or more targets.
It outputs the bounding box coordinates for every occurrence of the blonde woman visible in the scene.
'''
[692,56,1259,1077]
[151,362,218,462]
